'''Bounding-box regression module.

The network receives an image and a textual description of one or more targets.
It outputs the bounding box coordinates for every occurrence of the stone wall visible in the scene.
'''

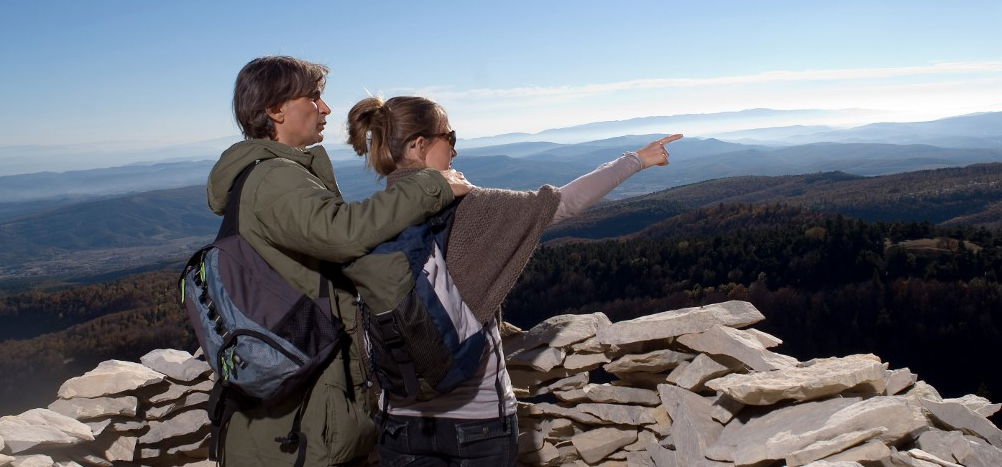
[0,349,213,466]
[2,300,1001,466]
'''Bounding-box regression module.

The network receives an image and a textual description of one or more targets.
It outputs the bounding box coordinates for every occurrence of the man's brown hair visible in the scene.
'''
[233,56,329,140]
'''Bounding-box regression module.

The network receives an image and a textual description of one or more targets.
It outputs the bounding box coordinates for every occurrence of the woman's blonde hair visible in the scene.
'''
[347,96,446,175]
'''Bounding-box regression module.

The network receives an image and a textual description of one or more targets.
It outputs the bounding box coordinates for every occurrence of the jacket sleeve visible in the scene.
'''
[250,161,454,263]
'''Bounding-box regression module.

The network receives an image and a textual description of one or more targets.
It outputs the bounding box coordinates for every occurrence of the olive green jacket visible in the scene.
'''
[206,139,454,466]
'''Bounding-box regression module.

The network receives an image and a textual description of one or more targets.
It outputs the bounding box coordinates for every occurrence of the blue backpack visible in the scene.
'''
[343,201,492,403]
[178,162,344,465]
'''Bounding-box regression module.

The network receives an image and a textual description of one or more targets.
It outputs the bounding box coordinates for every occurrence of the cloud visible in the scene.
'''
[399,61,1002,101]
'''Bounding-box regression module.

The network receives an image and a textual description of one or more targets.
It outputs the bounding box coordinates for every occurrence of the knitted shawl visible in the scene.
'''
[386,168,561,324]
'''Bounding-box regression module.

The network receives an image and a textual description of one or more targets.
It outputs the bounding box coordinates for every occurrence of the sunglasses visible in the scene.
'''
[426,130,457,148]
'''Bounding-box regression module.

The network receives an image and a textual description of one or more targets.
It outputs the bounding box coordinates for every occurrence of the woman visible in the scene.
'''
[207,58,472,466]
[346,95,680,466]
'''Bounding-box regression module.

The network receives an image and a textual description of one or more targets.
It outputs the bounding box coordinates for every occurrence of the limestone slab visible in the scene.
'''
[658,384,725,465]
[0,454,11,467]
[668,402,729,466]
[58,360,165,399]
[801,462,864,467]
[603,349,693,375]
[47,396,137,420]
[920,399,1002,448]
[524,403,604,425]
[885,368,917,395]
[625,450,655,466]
[584,384,660,406]
[915,430,971,465]
[595,301,765,345]
[677,325,798,372]
[515,312,612,354]
[707,396,862,463]
[707,393,744,424]
[0,409,94,454]
[612,372,668,388]
[146,392,210,420]
[570,336,617,354]
[140,349,211,382]
[943,394,1001,418]
[624,431,659,452]
[744,328,783,348]
[528,372,589,397]
[518,441,560,466]
[961,434,1002,466]
[751,396,928,466]
[167,433,210,458]
[138,409,210,444]
[819,440,891,464]
[149,379,214,404]
[507,346,566,372]
[907,448,962,467]
[905,380,943,402]
[645,405,672,438]
[705,354,887,405]
[508,367,576,392]
[571,427,637,464]
[9,455,53,467]
[645,442,678,467]
[103,436,137,462]
[576,403,659,426]
[783,427,886,466]
[563,352,611,372]
[85,419,112,437]
[666,353,736,391]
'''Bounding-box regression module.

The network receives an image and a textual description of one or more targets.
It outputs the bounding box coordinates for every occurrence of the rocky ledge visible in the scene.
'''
[1,300,999,466]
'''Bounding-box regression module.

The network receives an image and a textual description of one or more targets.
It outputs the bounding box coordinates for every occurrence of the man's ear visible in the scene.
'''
[266,103,286,124]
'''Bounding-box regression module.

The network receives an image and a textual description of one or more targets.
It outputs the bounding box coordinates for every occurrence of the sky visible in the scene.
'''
[1,0,1001,150]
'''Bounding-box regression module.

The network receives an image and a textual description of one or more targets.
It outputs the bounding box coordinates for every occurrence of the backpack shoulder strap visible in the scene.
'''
[216,161,261,241]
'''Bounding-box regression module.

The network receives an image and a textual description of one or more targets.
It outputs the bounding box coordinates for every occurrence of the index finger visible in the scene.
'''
[658,134,683,144]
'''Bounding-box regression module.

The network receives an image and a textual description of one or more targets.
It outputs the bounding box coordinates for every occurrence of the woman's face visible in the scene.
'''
[422,119,457,170]
[272,93,331,149]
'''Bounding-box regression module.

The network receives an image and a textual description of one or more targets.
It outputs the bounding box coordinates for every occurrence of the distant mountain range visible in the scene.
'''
[709,112,1002,149]
[2,161,1000,283]
[5,108,1000,177]
[4,134,1002,206]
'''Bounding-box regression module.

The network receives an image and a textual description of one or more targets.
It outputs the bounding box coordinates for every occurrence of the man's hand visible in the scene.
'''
[441,169,474,197]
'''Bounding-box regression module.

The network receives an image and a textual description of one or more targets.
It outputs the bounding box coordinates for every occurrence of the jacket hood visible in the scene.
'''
[206,139,335,215]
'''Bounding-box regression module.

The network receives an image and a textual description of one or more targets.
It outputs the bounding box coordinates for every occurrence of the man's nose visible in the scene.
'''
[318,97,332,115]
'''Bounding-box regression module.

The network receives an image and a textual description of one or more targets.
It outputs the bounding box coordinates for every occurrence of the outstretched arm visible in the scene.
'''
[552,134,682,224]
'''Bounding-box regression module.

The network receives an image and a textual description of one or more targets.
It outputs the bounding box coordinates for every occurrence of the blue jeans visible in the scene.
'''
[377,413,518,467]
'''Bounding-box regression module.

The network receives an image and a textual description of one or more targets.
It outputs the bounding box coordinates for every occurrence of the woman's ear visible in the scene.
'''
[412,136,428,161]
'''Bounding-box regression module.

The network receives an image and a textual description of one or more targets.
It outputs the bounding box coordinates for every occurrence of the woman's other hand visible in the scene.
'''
[636,134,683,169]
[442,169,475,197]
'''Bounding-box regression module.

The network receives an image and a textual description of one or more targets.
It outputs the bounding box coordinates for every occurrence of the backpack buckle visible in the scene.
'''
[275,432,301,451]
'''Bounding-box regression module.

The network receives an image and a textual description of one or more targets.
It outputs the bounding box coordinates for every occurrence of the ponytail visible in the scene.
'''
[346,96,447,176]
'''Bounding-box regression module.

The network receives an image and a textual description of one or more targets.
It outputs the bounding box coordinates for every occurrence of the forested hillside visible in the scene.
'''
[547,163,1002,240]
[510,206,1002,402]
[2,203,1000,416]
[0,270,196,415]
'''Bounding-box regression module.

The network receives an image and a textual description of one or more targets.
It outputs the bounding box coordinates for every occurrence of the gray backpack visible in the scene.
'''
[179,162,344,465]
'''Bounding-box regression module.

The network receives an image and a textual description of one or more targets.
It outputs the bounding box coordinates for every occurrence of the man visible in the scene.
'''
[206,56,472,466]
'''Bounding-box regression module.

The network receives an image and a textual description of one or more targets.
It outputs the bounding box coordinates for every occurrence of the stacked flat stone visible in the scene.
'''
[505,300,1002,466]
[5,300,1002,466]
[0,349,213,466]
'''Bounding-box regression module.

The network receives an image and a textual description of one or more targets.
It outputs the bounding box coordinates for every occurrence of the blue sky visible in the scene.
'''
[2,0,1000,148]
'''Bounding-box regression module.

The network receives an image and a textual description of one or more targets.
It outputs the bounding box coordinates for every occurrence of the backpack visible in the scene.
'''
[178,161,344,465]
[343,201,493,403]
